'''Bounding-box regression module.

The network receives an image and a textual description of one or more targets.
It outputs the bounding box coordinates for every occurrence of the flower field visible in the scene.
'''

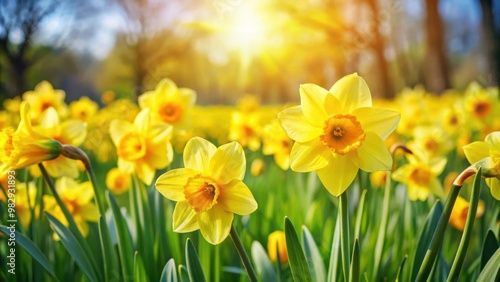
[0,74,499,282]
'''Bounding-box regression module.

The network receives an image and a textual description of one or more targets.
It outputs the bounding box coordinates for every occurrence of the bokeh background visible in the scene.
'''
[1,0,499,104]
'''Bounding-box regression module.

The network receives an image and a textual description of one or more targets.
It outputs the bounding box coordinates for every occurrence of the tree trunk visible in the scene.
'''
[424,0,451,93]
[479,0,500,85]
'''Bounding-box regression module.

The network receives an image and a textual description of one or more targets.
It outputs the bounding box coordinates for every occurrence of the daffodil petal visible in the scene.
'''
[44,157,79,178]
[357,132,392,172]
[110,120,133,145]
[324,93,343,115]
[40,107,60,127]
[290,139,330,172]
[134,108,152,136]
[209,141,245,184]
[184,137,217,172]
[317,153,359,196]
[173,201,199,232]
[198,206,233,245]
[463,141,492,164]
[329,73,372,113]
[156,168,198,201]
[485,178,500,200]
[299,84,329,126]
[81,204,100,222]
[353,107,400,140]
[219,180,257,215]
[60,120,87,146]
[138,91,154,109]
[485,131,500,146]
[149,124,173,144]
[429,157,447,175]
[429,177,445,199]
[145,138,173,169]
[278,106,322,142]
[135,161,155,185]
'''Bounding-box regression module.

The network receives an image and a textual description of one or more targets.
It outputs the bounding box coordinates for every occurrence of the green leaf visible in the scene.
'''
[134,252,149,282]
[302,226,326,282]
[481,230,499,270]
[349,239,359,282]
[45,213,98,282]
[284,217,312,282]
[98,216,119,282]
[0,225,58,281]
[185,238,206,282]
[395,256,407,282]
[477,247,500,282]
[411,201,443,282]
[327,214,341,282]
[250,241,278,282]
[178,265,190,282]
[160,259,178,282]
[107,191,134,280]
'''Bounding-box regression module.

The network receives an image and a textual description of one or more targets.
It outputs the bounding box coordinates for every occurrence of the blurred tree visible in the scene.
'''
[479,0,500,85]
[424,0,451,93]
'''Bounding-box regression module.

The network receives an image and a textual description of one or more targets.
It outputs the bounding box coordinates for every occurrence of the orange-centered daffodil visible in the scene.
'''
[155,137,258,245]
[278,73,400,196]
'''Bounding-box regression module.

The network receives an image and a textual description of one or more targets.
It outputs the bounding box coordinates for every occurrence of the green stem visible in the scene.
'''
[447,168,482,281]
[372,171,391,281]
[415,184,462,282]
[340,191,351,282]
[229,225,258,282]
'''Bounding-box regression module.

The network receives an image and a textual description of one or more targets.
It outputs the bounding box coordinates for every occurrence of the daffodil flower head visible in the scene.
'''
[278,73,400,196]
[0,102,62,173]
[23,81,68,120]
[463,131,500,200]
[155,137,258,245]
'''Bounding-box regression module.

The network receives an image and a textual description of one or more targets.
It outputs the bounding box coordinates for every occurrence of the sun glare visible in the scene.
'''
[225,10,267,56]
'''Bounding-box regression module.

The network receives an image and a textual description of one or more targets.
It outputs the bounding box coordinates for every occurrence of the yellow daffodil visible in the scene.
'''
[369,170,388,188]
[69,96,99,121]
[278,73,400,196]
[267,230,288,263]
[392,148,447,201]
[449,196,484,231]
[139,78,196,133]
[106,167,131,194]
[228,111,262,151]
[251,158,266,176]
[101,90,116,105]
[0,102,62,173]
[110,108,173,185]
[44,177,99,237]
[155,137,258,245]
[262,120,292,170]
[36,107,87,178]
[463,82,499,129]
[409,126,453,158]
[462,131,500,200]
[23,81,68,120]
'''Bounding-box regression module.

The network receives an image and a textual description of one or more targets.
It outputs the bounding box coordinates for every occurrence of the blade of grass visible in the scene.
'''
[302,225,326,282]
[185,238,206,282]
[327,212,341,282]
[98,216,119,282]
[284,217,312,282]
[349,239,359,282]
[134,252,149,282]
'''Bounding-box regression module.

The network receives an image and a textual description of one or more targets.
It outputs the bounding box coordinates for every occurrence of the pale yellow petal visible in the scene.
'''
[109,119,133,145]
[145,139,173,169]
[80,204,100,222]
[149,124,173,144]
[485,178,500,200]
[179,88,197,106]
[40,107,60,127]
[278,106,322,142]
[429,177,445,199]
[429,157,447,175]
[299,84,329,126]
[329,73,372,113]
[218,180,257,215]
[353,107,400,140]
[289,139,330,172]
[198,206,233,245]
[316,153,359,196]
[44,157,79,179]
[463,141,492,164]
[135,161,155,185]
[324,93,343,116]
[485,131,500,146]
[173,201,199,232]
[138,91,154,109]
[156,168,198,201]
[118,158,135,174]
[155,78,177,96]
[184,137,217,172]
[134,108,151,136]
[60,120,87,146]
[209,141,245,184]
[357,132,392,172]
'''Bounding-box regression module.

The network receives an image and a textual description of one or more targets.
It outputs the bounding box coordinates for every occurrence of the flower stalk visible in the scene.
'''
[340,191,350,282]
[229,225,258,282]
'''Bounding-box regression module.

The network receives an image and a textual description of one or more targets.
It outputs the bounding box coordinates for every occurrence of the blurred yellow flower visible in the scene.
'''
[409,126,453,158]
[449,196,484,231]
[228,111,261,151]
[251,158,266,176]
[392,148,447,201]
[69,96,99,121]
[106,167,131,194]
[155,137,257,245]
[369,170,388,188]
[23,81,67,120]
[44,177,99,237]
[262,120,292,170]
[14,182,37,228]
[463,82,499,129]
[267,230,288,263]
[101,90,116,105]
[278,73,400,196]
[110,108,173,185]
[139,78,196,133]
[36,107,87,178]
[0,102,62,173]
[463,131,500,200]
